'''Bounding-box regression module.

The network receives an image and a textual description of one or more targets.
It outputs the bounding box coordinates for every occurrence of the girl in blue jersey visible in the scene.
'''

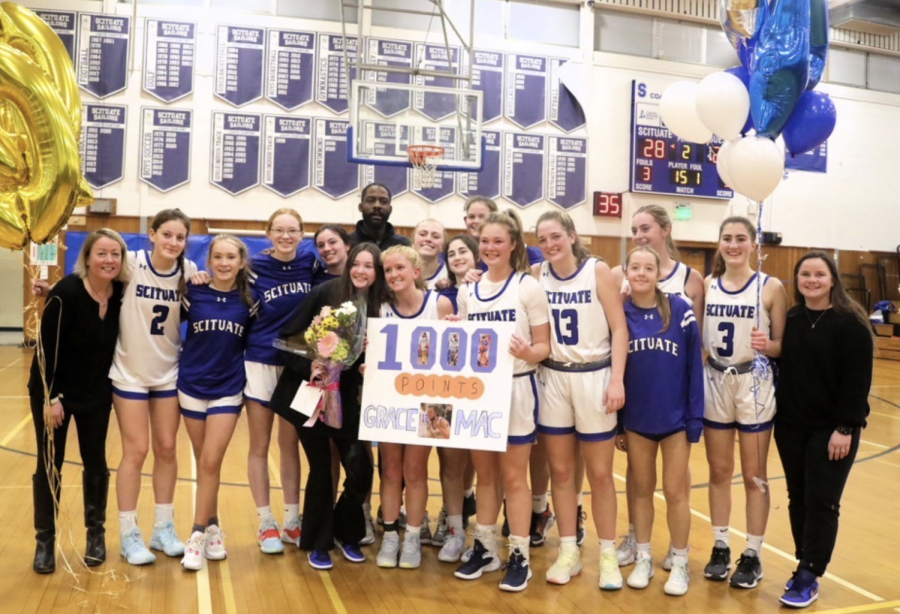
[313,225,352,286]
[620,246,704,596]
[179,235,256,571]
[534,211,628,590]
[109,209,198,565]
[413,219,448,290]
[702,216,787,589]
[245,208,318,554]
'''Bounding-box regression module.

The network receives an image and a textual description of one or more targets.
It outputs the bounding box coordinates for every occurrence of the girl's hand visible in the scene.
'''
[44,401,64,429]
[359,364,366,376]
[434,277,452,291]
[828,430,853,461]
[509,334,530,360]
[462,268,483,284]
[32,279,51,297]
[604,380,625,413]
[615,434,627,452]
[619,279,632,299]
[190,271,211,285]
[750,328,769,352]
[442,314,461,322]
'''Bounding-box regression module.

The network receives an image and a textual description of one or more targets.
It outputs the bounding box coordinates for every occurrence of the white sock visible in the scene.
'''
[257,505,274,524]
[406,524,421,538]
[509,534,530,562]
[636,542,652,557]
[628,523,636,538]
[155,503,174,525]
[599,538,616,552]
[713,526,730,547]
[447,514,464,534]
[119,511,138,534]
[672,546,689,566]
[746,534,764,556]
[284,503,300,524]
[577,492,583,507]
[464,487,475,498]
[475,523,497,553]
[532,493,548,514]
[560,536,578,552]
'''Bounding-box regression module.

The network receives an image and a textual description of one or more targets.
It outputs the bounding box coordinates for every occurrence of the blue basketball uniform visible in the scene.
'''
[439,286,460,314]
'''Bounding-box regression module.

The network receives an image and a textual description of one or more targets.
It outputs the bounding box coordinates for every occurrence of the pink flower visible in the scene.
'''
[321,306,332,318]
[317,332,340,358]
[310,315,323,328]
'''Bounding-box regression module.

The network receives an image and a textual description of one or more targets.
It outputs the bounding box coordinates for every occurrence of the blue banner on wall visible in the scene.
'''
[785,141,827,173]
[458,130,501,200]
[143,19,195,103]
[266,29,316,111]
[140,107,192,192]
[413,43,460,122]
[314,118,359,199]
[549,58,586,133]
[505,54,547,129]
[469,50,504,125]
[35,10,77,62]
[547,136,587,209]
[211,112,261,195]
[365,38,413,118]
[315,34,357,114]
[81,103,126,189]
[503,132,545,207]
[76,14,130,99]
[263,115,312,198]
[215,25,265,107]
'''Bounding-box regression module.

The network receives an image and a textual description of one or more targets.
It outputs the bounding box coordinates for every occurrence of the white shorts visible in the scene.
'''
[703,364,775,432]
[508,372,540,445]
[178,391,243,420]
[244,361,284,407]
[537,366,617,442]
[112,380,177,401]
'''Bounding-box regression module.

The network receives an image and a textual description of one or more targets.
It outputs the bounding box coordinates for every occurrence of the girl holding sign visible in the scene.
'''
[454,210,551,592]
[376,246,454,569]
[534,211,628,590]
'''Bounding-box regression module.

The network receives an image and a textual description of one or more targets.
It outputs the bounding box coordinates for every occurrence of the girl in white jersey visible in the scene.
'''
[611,204,705,570]
[534,211,628,590]
[413,219,449,290]
[376,246,453,570]
[109,209,198,565]
[702,216,787,589]
[453,210,551,592]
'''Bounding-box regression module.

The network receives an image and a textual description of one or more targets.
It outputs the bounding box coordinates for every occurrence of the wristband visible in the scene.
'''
[835,425,854,436]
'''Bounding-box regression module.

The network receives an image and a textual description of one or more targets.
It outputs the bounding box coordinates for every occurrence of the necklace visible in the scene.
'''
[805,306,830,329]
[85,277,110,308]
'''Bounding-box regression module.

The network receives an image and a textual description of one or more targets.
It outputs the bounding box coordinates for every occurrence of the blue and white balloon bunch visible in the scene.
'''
[659,0,836,202]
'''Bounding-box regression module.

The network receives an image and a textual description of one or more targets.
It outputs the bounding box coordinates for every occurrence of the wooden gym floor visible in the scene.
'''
[0,346,899,614]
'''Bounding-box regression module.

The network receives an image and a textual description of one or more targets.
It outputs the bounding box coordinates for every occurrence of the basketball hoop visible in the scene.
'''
[408,145,444,188]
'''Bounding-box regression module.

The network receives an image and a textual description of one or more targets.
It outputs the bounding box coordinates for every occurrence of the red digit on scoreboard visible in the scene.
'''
[593,192,623,218]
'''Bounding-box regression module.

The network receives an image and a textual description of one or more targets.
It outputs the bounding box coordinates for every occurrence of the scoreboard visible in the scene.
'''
[630,80,733,200]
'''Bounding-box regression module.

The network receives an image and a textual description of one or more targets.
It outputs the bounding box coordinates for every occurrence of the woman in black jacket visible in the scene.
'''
[270,242,385,570]
[29,229,128,573]
[765,251,874,608]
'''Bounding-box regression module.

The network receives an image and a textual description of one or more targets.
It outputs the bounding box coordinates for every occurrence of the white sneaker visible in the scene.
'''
[150,521,186,557]
[399,532,422,569]
[662,543,674,571]
[600,548,624,590]
[377,532,400,568]
[361,512,376,546]
[181,531,204,571]
[616,533,637,566]
[438,528,466,563]
[627,552,654,589]
[281,516,301,547]
[546,544,583,585]
[204,525,227,561]
[664,559,690,596]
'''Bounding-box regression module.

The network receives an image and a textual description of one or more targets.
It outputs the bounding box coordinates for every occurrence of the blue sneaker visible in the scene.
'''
[455,539,500,580]
[499,548,532,592]
[780,571,819,608]
[308,550,333,570]
[337,541,366,563]
[150,521,185,556]
[120,527,157,566]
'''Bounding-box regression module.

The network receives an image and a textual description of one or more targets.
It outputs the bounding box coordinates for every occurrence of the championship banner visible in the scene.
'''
[143,20,196,103]
[77,13,130,99]
[360,319,515,452]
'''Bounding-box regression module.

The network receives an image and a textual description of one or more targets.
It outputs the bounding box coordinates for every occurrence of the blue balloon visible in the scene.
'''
[807,0,829,89]
[783,90,836,156]
[750,0,811,138]
[736,0,768,70]
[725,65,756,135]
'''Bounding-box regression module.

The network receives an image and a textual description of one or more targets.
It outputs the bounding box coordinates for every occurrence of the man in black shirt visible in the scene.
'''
[348,183,411,250]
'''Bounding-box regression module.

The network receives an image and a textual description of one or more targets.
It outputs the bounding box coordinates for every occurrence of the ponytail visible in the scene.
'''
[712,216,757,278]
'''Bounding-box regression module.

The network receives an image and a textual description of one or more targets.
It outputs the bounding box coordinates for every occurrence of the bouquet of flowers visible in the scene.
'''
[275,300,366,428]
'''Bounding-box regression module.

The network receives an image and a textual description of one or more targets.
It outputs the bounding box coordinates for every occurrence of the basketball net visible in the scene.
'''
[408,145,444,189]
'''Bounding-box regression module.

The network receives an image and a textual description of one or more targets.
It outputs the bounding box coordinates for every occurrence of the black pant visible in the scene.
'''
[298,425,373,551]
[30,394,110,478]
[774,421,860,575]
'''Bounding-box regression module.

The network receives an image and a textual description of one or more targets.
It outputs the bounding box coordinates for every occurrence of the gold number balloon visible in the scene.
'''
[0,3,90,250]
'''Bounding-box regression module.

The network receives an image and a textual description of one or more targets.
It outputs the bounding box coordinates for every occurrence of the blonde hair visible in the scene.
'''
[207,234,254,307]
[482,210,529,273]
[381,245,427,292]
[626,245,671,332]
[414,218,447,253]
[536,211,591,265]
[74,229,130,282]
[634,204,679,261]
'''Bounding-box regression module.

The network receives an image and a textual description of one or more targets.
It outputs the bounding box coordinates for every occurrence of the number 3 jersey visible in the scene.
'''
[109,250,198,387]
[703,273,771,365]
[540,258,610,363]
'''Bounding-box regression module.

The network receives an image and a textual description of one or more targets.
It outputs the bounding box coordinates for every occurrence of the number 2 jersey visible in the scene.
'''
[540,258,610,363]
[178,283,257,399]
[703,273,771,365]
[109,250,198,387]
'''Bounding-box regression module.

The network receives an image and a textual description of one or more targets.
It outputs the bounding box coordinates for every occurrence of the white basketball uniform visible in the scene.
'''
[109,250,198,398]
[538,259,617,440]
[703,273,775,430]
[424,262,449,291]
[381,289,441,320]
[459,272,549,445]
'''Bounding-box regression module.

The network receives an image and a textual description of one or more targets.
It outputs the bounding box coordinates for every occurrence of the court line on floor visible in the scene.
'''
[320,572,349,614]
[190,452,214,614]
[1,414,32,446]
[813,599,900,614]
[0,356,22,374]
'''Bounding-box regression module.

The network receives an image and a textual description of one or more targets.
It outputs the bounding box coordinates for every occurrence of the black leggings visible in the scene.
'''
[774,421,860,576]
[30,394,111,478]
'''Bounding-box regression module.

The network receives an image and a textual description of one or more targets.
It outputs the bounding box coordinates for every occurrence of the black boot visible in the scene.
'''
[83,471,109,567]
[33,473,58,574]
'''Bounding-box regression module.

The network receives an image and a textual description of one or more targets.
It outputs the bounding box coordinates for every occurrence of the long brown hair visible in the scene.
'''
[74,228,130,283]
[482,209,529,273]
[634,204,679,260]
[711,216,757,278]
[793,250,872,334]
[443,234,479,285]
[626,245,671,332]
[207,234,254,307]
[150,208,191,296]
[536,210,591,266]
[338,243,386,318]
[464,196,498,214]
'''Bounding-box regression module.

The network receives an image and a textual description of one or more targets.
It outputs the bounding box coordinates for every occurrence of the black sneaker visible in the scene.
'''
[730,550,763,589]
[703,541,731,581]
[576,505,587,547]
[455,539,500,580]
[529,506,555,547]
[499,548,532,592]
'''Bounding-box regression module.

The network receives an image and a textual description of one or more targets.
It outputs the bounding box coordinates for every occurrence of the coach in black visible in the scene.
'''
[349,183,411,250]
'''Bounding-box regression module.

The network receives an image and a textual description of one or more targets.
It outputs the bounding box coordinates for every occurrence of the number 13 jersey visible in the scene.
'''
[703,273,770,365]
[540,258,610,363]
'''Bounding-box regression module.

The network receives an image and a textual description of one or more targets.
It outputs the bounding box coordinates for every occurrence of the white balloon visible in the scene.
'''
[696,72,751,141]
[660,81,713,144]
[716,139,736,188]
[728,136,784,201]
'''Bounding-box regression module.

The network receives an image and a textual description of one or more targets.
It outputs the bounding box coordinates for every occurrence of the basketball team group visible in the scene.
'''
[28,184,873,608]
